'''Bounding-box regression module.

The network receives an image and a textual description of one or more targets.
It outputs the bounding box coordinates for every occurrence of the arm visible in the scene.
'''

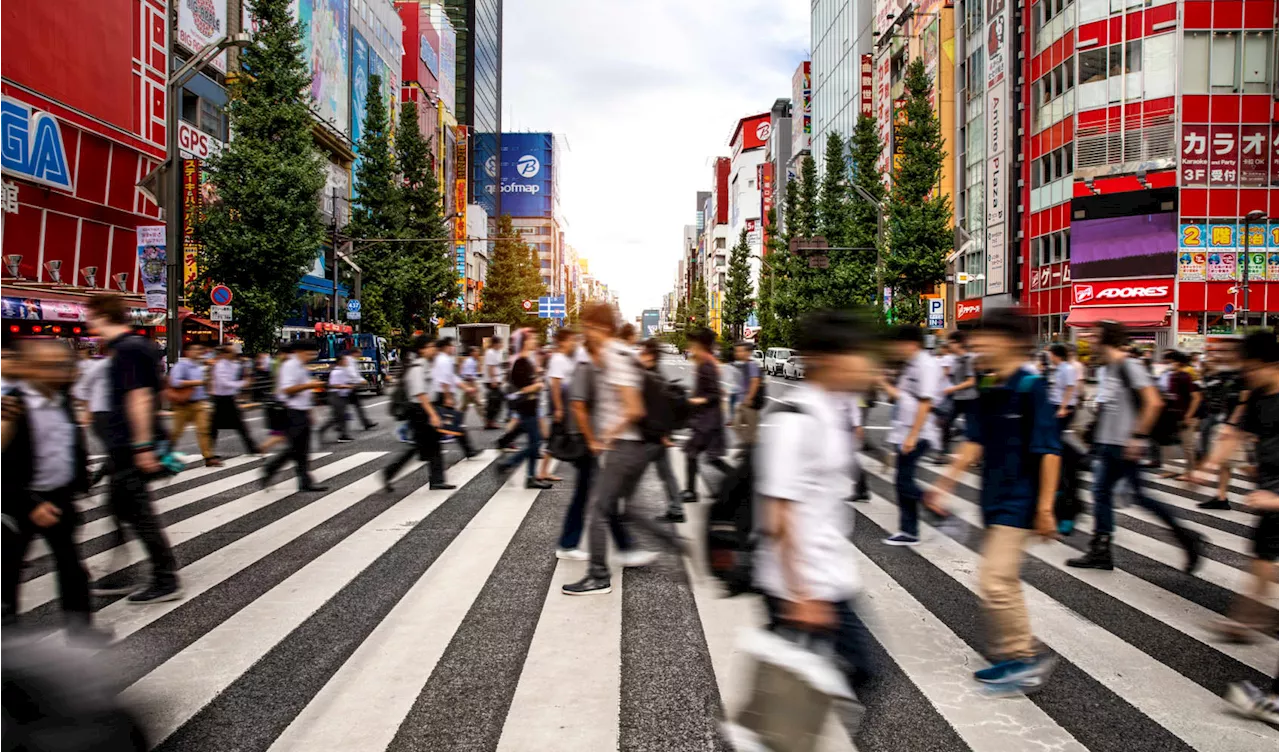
[602,384,644,446]
[943,377,976,396]
[1058,382,1076,417]
[550,377,565,419]
[744,375,761,404]
[903,397,932,453]
[762,496,832,628]
[1186,388,1202,422]
[572,400,599,453]
[925,441,985,510]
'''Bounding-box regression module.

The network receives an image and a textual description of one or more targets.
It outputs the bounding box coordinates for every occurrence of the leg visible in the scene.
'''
[336,393,352,439]
[232,403,259,454]
[895,441,929,537]
[2,519,35,619]
[684,446,699,495]
[978,525,1035,661]
[194,401,215,459]
[169,404,193,450]
[653,447,682,515]
[209,397,224,449]
[615,442,684,551]
[586,449,632,580]
[423,421,445,485]
[558,454,596,550]
[291,413,313,486]
[40,493,92,622]
[523,414,542,478]
[830,599,876,690]
[1090,447,1120,534]
[350,391,374,428]
[110,466,178,587]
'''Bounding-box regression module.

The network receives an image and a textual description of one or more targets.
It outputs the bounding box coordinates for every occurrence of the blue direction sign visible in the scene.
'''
[346,298,361,320]
[538,295,566,319]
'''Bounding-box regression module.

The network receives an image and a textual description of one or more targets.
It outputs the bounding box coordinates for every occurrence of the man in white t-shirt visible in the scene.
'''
[430,337,476,457]
[384,336,452,491]
[483,337,506,429]
[263,339,326,492]
[879,325,943,546]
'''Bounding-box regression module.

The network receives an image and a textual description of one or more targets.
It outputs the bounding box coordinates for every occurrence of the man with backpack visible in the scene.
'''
[1067,321,1203,572]
[925,311,1061,692]
[681,328,730,503]
[384,337,454,492]
[938,331,978,461]
[880,325,943,546]
[732,341,764,446]
[637,338,685,523]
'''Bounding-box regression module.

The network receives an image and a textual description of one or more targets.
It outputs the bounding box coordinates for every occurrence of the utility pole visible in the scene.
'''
[1240,209,1265,329]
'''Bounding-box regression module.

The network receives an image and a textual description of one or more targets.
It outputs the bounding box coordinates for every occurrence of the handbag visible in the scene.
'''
[547,421,586,462]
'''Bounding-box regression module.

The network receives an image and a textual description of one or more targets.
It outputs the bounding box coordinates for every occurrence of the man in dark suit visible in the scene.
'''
[1,336,98,638]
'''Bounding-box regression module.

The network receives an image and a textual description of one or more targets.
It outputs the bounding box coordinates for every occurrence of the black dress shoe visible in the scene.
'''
[656,511,686,523]
[364,422,378,430]
[525,478,552,490]
[300,484,330,492]
[430,482,457,490]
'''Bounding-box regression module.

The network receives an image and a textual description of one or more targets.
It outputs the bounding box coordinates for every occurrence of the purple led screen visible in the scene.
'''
[1071,214,1177,280]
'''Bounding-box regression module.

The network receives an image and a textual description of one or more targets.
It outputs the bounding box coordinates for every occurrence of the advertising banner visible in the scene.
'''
[1184,222,1278,252]
[182,159,202,288]
[1181,124,1209,185]
[178,0,227,73]
[859,55,873,118]
[1268,252,1280,282]
[297,0,350,135]
[1206,251,1237,281]
[875,51,892,177]
[1248,251,1267,281]
[500,133,555,217]
[791,62,811,157]
[0,96,74,191]
[983,0,1009,296]
[1071,278,1175,306]
[1239,124,1271,186]
[1177,251,1206,282]
[137,225,167,312]
[437,12,457,113]
[420,34,439,81]
[956,298,983,321]
[735,113,772,154]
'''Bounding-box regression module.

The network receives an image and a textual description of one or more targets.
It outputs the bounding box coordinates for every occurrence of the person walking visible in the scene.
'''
[72,346,112,486]
[499,333,552,489]
[430,338,477,458]
[538,329,577,483]
[168,342,220,467]
[681,328,729,503]
[85,293,182,603]
[938,331,978,460]
[926,312,1061,691]
[880,325,943,546]
[562,303,685,596]
[210,345,260,456]
[1,337,98,637]
[457,346,484,426]
[483,336,506,429]
[1066,321,1203,571]
[341,349,377,432]
[262,338,327,492]
[1194,342,1247,510]
[319,350,359,443]
[383,337,454,492]
[1047,343,1082,534]
[637,338,684,522]
[732,341,764,446]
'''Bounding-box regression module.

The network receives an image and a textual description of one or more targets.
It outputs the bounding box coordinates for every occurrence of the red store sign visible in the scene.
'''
[955,298,984,321]
[1071,279,1175,306]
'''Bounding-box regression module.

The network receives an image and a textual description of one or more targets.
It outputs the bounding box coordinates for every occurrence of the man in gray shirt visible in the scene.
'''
[1067,321,1203,572]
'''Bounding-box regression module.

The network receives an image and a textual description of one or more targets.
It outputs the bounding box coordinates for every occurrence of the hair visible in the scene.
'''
[1163,349,1186,364]
[1242,329,1278,364]
[278,340,295,354]
[948,330,968,346]
[465,346,478,356]
[689,327,716,351]
[734,340,753,350]
[293,337,319,352]
[618,323,636,341]
[87,293,129,325]
[1095,320,1129,349]
[413,333,434,352]
[489,337,503,347]
[979,309,1035,344]
[581,302,616,332]
[182,340,203,354]
[640,338,662,360]
[891,324,924,345]
[1049,343,1069,359]
[795,309,878,355]
[436,337,454,349]
[554,328,575,344]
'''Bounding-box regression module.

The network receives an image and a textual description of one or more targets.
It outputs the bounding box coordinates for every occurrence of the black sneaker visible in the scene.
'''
[430,482,457,490]
[127,582,183,605]
[525,478,552,490]
[657,511,686,523]
[336,436,355,443]
[1198,497,1231,510]
[364,422,378,430]
[299,485,330,493]
[89,573,138,596]
[562,575,612,596]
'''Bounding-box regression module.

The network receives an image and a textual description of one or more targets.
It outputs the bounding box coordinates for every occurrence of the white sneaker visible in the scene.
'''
[618,549,659,568]
[555,548,589,561]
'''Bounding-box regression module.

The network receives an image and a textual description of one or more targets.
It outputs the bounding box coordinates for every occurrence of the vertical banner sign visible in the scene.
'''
[1238,124,1270,185]
[136,225,167,311]
[875,51,893,177]
[983,0,1009,296]
[454,127,468,295]
[1209,125,1240,185]
[759,162,773,248]
[860,55,874,117]
[892,99,908,177]
[182,159,201,288]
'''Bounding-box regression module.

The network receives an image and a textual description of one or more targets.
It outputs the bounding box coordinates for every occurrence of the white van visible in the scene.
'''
[764,347,794,376]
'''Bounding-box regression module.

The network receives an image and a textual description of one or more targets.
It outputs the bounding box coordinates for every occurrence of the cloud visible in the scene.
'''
[503,0,808,319]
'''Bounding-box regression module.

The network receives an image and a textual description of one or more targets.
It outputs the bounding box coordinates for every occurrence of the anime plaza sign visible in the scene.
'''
[0,96,73,191]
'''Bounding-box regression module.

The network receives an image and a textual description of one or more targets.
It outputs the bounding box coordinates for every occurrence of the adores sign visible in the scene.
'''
[1071,279,1174,306]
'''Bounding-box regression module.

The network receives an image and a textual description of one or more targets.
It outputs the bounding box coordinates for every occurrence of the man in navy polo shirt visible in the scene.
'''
[926,310,1061,692]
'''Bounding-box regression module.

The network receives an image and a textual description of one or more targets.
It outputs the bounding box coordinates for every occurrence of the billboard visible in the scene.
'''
[182,159,202,287]
[435,9,457,113]
[733,113,772,156]
[297,0,349,136]
[1182,123,1277,186]
[983,0,1010,296]
[178,0,227,72]
[791,62,811,157]
[859,55,873,118]
[1072,214,1178,280]
[500,133,555,217]
[137,226,167,312]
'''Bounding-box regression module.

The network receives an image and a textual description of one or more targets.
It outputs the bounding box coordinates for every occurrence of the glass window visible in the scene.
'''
[1108,44,1125,76]
[1242,31,1274,92]
[1211,32,1240,91]
[1183,31,1210,92]
[1124,40,1142,73]
[1079,48,1107,84]
[1078,0,1106,22]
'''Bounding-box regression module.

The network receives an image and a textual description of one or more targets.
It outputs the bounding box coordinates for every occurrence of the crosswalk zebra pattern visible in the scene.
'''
[12,442,1278,751]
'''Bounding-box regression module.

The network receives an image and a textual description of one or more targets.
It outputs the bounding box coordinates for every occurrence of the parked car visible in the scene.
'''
[752,349,764,369]
[764,347,794,376]
[783,355,806,380]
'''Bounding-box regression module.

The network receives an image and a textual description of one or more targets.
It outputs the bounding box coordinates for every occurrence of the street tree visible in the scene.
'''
[818,131,850,248]
[722,228,754,341]
[756,207,781,348]
[396,99,457,333]
[849,112,886,307]
[886,58,952,325]
[480,215,546,328]
[690,274,710,330]
[198,0,326,352]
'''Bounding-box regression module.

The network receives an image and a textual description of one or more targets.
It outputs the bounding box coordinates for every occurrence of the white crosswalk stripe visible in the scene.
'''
[10,443,1278,752]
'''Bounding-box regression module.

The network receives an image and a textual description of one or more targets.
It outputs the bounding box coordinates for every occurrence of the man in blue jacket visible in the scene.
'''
[925,310,1061,691]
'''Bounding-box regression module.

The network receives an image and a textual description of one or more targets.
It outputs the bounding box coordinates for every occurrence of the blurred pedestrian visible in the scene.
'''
[72,345,112,486]
[732,341,764,446]
[926,311,1061,692]
[168,341,220,467]
[1194,341,1247,510]
[1047,343,1082,534]
[262,338,326,492]
[384,337,452,492]
[210,345,259,455]
[937,331,978,460]
[499,332,551,488]
[457,346,483,425]
[483,336,506,429]
[681,328,728,503]
[539,329,577,483]
[880,325,943,546]
[319,350,359,443]
[637,338,683,522]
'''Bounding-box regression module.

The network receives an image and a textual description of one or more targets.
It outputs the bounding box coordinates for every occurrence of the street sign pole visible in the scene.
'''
[219,321,223,346]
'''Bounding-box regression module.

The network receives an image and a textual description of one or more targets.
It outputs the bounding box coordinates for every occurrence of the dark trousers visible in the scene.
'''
[503,414,542,478]
[434,395,475,456]
[645,443,682,515]
[211,395,258,453]
[896,440,932,537]
[485,384,505,425]
[558,453,632,551]
[1092,443,1189,539]
[320,391,352,439]
[2,487,90,624]
[1055,409,1082,524]
[764,596,873,691]
[588,440,683,579]
[940,399,974,454]
[108,460,179,586]
[385,407,445,485]
[349,391,374,429]
[265,409,313,487]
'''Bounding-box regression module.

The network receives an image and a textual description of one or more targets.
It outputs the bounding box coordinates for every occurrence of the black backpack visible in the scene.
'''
[665,379,691,429]
[704,450,757,597]
[389,363,413,420]
[639,369,676,443]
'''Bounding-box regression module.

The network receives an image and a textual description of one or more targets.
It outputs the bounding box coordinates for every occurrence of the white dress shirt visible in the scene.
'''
[483,348,504,384]
[73,357,111,413]
[888,350,943,449]
[328,361,361,395]
[275,356,315,410]
[20,383,77,492]
[212,359,248,396]
[430,352,457,399]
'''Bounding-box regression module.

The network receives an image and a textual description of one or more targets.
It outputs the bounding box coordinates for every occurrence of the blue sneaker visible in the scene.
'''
[974,654,1056,684]
[883,533,921,546]
[1057,519,1075,535]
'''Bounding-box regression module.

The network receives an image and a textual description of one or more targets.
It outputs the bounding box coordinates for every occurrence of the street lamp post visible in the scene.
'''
[1240,209,1266,330]
[165,31,252,364]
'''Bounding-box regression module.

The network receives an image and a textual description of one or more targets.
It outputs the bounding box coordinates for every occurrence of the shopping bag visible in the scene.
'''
[723,627,854,752]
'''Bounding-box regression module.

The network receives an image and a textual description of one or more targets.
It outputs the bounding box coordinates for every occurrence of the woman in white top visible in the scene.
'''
[537,329,578,482]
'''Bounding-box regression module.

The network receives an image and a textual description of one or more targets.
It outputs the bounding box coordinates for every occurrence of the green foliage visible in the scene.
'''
[690,274,709,330]
[722,228,754,340]
[849,112,886,308]
[795,155,819,237]
[395,99,457,330]
[756,207,781,349]
[818,132,849,248]
[480,215,547,328]
[197,0,326,352]
[886,58,952,324]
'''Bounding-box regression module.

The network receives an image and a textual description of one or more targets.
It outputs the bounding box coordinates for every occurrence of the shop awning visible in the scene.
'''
[1065,305,1171,328]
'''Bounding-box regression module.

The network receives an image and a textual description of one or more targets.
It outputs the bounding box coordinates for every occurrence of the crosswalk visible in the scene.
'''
[11,441,1279,751]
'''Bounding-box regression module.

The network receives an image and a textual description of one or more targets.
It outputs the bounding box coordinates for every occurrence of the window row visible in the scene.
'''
[1032,0,1074,53]
[1032,145,1074,188]
[1076,0,1174,25]
[1076,34,1176,108]
[1035,60,1075,106]
[1183,31,1274,95]
[1033,230,1071,267]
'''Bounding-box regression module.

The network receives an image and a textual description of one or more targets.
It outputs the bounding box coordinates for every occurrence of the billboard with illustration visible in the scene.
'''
[178,0,227,72]
[500,133,555,217]
[298,0,349,136]
[437,11,457,113]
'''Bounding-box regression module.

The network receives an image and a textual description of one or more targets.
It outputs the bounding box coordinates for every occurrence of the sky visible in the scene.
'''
[502,0,810,321]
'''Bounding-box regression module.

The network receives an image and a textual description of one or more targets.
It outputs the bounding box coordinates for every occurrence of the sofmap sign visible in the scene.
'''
[0,97,73,191]
[500,133,554,217]
[1071,279,1175,306]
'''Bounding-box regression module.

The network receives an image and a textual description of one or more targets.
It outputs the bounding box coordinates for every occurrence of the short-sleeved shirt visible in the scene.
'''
[1048,360,1079,406]
[889,350,942,448]
[965,369,1062,528]
[403,359,431,401]
[104,333,161,452]
[740,360,763,408]
[169,357,207,402]
[429,353,457,399]
[950,353,978,401]
[73,357,111,413]
[1095,357,1153,446]
[19,383,77,492]
[509,355,539,418]
[483,348,505,384]
[459,357,479,382]
[1202,369,1244,419]
[276,357,315,410]
[597,340,642,442]
[568,358,597,435]
[1239,389,1278,494]
[754,383,859,602]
